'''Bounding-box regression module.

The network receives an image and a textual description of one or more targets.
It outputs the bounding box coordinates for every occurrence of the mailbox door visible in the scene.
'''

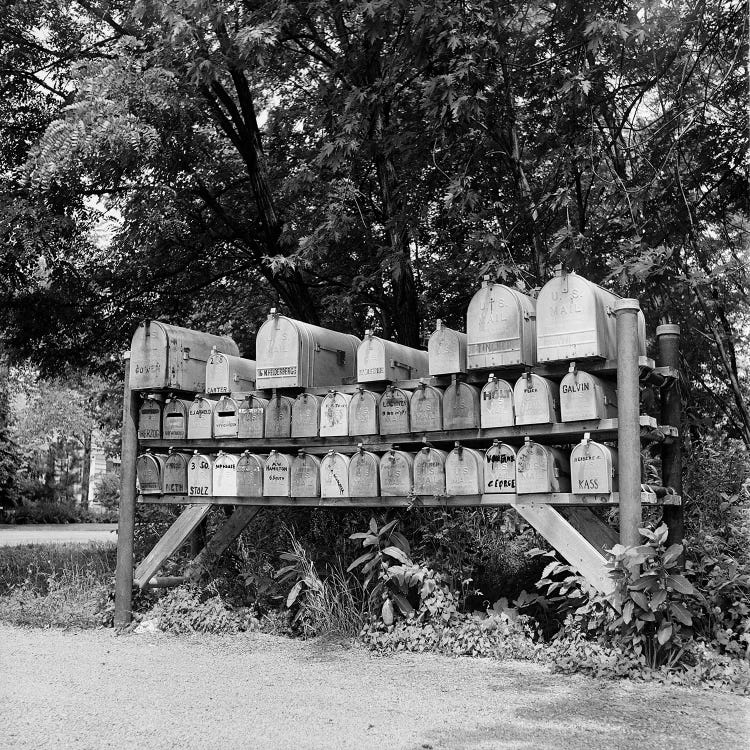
[349,452,380,496]
[428,325,467,375]
[413,448,447,495]
[187,398,215,439]
[206,353,256,394]
[238,396,267,439]
[265,395,293,438]
[319,392,352,437]
[349,390,379,435]
[163,399,190,440]
[136,454,165,494]
[187,453,213,497]
[138,400,162,440]
[256,316,303,389]
[445,447,483,495]
[571,441,617,494]
[291,454,321,497]
[163,453,190,494]
[213,453,239,496]
[516,442,552,494]
[320,452,351,498]
[380,451,414,496]
[480,378,515,428]
[357,336,387,382]
[484,443,517,494]
[514,375,559,425]
[236,454,265,497]
[264,453,292,496]
[213,396,240,438]
[409,386,443,433]
[443,382,480,430]
[560,371,617,422]
[291,393,321,438]
[378,388,410,435]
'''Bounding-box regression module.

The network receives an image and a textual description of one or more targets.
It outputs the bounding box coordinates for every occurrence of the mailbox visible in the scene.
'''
[320,451,351,498]
[320,390,352,437]
[357,330,429,382]
[291,393,322,438]
[445,444,483,495]
[483,441,517,494]
[213,396,240,438]
[536,269,646,363]
[559,364,617,421]
[162,398,191,440]
[428,320,467,375]
[163,451,190,494]
[136,452,168,494]
[514,373,560,425]
[570,434,618,494]
[480,374,515,428]
[380,449,414,496]
[413,446,447,495]
[348,388,379,436]
[265,393,294,438]
[138,398,162,440]
[205,348,256,394]
[236,452,266,497]
[130,320,239,392]
[187,396,215,439]
[516,439,570,494]
[291,452,321,497]
[466,279,536,370]
[237,395,268,439]
[379,386,411,435]
[264,450,293,497]
[443,380,480,430]
[213,451,239,496]
[187,452,213,498]
[349,447,380,497]
[255,310,360,389]
[409,381,443,433]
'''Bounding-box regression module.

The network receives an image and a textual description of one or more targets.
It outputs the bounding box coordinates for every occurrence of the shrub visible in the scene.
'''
[145,585,248,635]
[93,472,120,509]
[13,501,81,524]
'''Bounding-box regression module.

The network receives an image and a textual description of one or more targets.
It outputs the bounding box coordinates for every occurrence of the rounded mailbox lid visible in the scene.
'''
[443,381,480,430]
[349,448,380,497]
[291,393,321,438]
[480,374,515,428]
[484,441,517,494]
[264,450,293,497]
[560,366,617,422]
[320,451,351,498]
[212,451,239,496]
[320,391,352,437]
[445,444,483,495]
[379,449,414,496]
[409,382,443,433]
[514,373,560,425]
[428,320,467,376]
[163,451,190,494]
[187,452,213,497]
[162,398,191,441]
[238,395,267,439]
[570,436,618,494]
[187,396,215,439]
[236,452,266,497]
[136,452,168,494]
[291,452,321,497]
[205,350,256,394]
[265,394,293,438]
[213,396,240,438]
[138,398,162,440]
[348,388,379,435]
[378,386,410,435]
[413,446,447,496]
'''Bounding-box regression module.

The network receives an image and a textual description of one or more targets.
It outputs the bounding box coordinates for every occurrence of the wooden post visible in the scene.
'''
[114,352,138,627]
[616,299,642,547]
[657,324,683,545]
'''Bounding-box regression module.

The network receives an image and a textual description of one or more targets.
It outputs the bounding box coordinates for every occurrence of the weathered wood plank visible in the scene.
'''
[560,507,619,554]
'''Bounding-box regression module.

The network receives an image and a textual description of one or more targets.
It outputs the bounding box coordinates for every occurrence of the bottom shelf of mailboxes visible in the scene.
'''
[137,491,681,508]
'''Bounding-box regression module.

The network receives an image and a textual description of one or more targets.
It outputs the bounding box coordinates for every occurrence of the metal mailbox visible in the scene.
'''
[379,449,414,496]
[236,452,266,497]
[187,452,213,498]
[162,398,191,441]
[428,320,467,375]
[570,434,618,494]
[136,452,168,494]
[187,396,215,439]
[536,269,646,363]
[413,446,447,495]
[320,390,352,437]
[514,373,560,425]
[559,364,617,422]
[237,395,268,439]
[348,388,379,436]
[265,393,294,438]
[213,451,239,496]
[443,380,480,430]
[516,439,570,494]
[480,374,515,428]
[255,310,360,389]
[349,448,380,497]
[409,382,443,433]
[466,279,536,370]
[130,320,239,392]
[483,441,517,494]
[445,444,483,495]
[163,451,190,494]
[357,330,429,382]
[379,386,411,435]
[205,348,256,394]
[291,393,322,438]
[213,396,240,438]
[320,451,351,498]
[138,398,162,440]
[264,450,293,497]
[291,452,321,497]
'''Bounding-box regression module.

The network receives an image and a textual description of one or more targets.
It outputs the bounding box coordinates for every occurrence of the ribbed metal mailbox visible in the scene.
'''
[237,395,267,439]
[483,441,517,494]
[413,446,447,495]
[514,373,560,425]
[559,364,617,421]
[187,396,215,439]
[205,348,256,394]
[212,451,239,496]
[379,386,411,435]
[162,398,191,441]
[357,331,429,382]
[163,451,190,494]
[291,393,321,438]
[516,439,570,494]
[265,393,294,438]
[319,390,352,437]
[320,451,351,498]
[445,444,483,495]
[130,320,239,392]
[213,396,240,438]
[570,434,618,494]
[264,451,293,497]
[255,310,360,389]
[291,452,321,497]
[443,380,480,430]
[349,448,380,497]
[379,449,414,496]
[136,452,168,494]
[536,269,646,363]
[480,374,515,428]
[348,388,379,436]
[137,398,162,440]
[428,320,467,375]
[236,452,265,497]
[466,279,536,370]
[187,452,213,497]
[409,382,443,433]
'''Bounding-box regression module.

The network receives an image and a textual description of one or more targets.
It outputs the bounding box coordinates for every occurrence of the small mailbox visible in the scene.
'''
[237,395,268,439]
[320,451,351,498]
[187,452,213,498]
[319,390,352,437]
[291,393,322,438]
[480,374,515,428]
[483,441,517,494]
[378,386,411,435]
[264,450,293,497]
[265,393,294,438]
[379,449,414,496]
[348,388,379,436]
[357,330,429,382]
[466,279,536,370]
[428,320,467,375]
[409,382,443,433]
[516,439,570,494]
[162,398,191,441]
[213,451,239,496]
[130,320,239,392]
[213,396,240,438]
[187,396,215,439]
[514,373,560,425]
[570,434,618,494]
[138,398,162,440]
[559,364,617,422]
[236,452,266,497]
[443,380,480,430]
[536,269,646,363]
[349,447,380,497]
[291,452,321,497]
[255,310,360,389]
[413,446,447,495]
[136,452,168,494]
[205,348,256,394]
[445,444,483,495]
[163,451,190,495]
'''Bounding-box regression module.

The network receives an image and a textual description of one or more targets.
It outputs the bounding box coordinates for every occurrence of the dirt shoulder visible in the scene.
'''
[1,624,747,750]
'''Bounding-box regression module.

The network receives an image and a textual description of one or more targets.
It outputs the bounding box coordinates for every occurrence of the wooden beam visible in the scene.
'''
[560,507,619,554]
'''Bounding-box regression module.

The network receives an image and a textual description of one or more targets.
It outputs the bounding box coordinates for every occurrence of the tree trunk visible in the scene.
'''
[44,443,56,502]
[79,430,92,510]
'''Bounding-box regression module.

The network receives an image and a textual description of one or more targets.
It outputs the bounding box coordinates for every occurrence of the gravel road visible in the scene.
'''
[0,524,117,547]
[1,625,747,750]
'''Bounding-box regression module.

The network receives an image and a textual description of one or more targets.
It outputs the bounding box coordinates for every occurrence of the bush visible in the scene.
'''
[93,472,120,509]
[13,501,84,525]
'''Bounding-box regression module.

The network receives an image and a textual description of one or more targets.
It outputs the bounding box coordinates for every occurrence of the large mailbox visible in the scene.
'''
[445,444,483,495]
[138,398,162,440]
[536,270,646,363]
[291,452,321,497]
[443,381,480,430]
[130,320,238,392]
[213,451,239,496]
[413,446,447,495]
[255,310,360,389]
[320,451,351,498]
[514,373,560,425]
[237,395,267,439]
[559,365,617,422]
[357,331,429,382]
[320,390,352,437]
[236,452,265,497]
[136,452,168,494]
[187,396,215,439]
[483,441,517,494]
[291,393,321,438]
[348,388,379,435]
[162,398,191,441]
[466,279,536,370]
[380,449,414,496]
[570,435,618,494]
[516,439,570,494]
[213,396,240,438]
[265,393,294,438]
[349,448,380,497]
[409,382,443,433]
[428,320,467,375]
[480,374,515,428]
[163,451,190,494]
[379,386,411,435]
[205,349,256,394]
[264,451,293,497]
[187,452,213,497]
